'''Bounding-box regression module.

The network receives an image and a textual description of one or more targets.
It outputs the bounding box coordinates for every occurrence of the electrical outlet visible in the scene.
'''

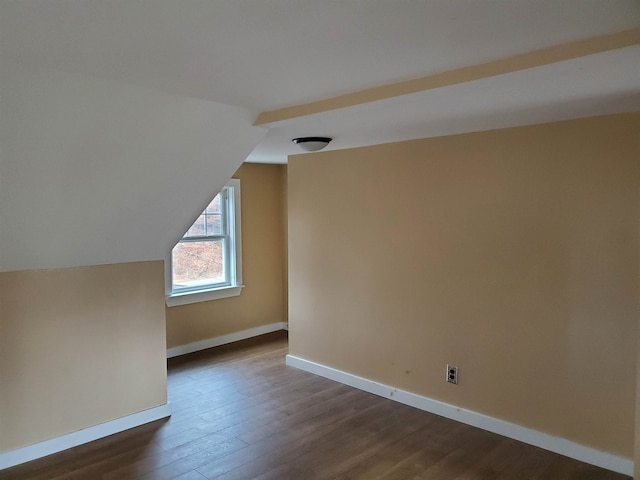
[446,365,458,384]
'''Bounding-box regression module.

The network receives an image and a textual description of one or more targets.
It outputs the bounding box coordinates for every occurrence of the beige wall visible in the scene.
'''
[636,222,640,478]
[288,114,639,459]
[166,162,287,348]
[0,261,167,453]
[281,166,289,324]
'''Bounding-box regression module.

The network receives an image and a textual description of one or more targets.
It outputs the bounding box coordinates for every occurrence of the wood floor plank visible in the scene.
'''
[332,415,463,480]
[0,331,630,480]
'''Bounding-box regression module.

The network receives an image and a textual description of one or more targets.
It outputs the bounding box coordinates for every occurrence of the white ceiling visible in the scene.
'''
[251,46,640,163]
[2,0,639,164]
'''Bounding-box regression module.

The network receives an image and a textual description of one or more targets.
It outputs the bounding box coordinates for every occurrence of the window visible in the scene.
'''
[166,179,243,306]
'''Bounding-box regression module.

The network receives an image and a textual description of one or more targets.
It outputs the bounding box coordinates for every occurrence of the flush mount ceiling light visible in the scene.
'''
[292,137,332,152]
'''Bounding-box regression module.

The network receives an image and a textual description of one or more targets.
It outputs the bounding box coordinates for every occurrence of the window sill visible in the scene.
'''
[166,285,244,307]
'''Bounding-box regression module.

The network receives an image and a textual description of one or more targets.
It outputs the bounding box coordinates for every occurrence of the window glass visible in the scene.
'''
[168,180,242,304]
[172,239,226,289]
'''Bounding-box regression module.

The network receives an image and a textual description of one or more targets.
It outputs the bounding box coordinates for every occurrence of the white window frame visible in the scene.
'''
[166,179,243,307]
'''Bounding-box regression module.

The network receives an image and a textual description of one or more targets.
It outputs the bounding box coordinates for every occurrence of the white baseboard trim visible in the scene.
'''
[167,322,287,358]
[0,403,171,471]
[285,355,633,477]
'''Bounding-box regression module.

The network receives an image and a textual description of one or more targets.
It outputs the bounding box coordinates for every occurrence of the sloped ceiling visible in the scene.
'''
[0,62,265,271]
[0,1,638,270]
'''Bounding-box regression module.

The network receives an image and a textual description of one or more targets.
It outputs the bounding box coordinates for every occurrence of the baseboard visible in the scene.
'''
[167,322,286,358]
[285,355,633,477]
[0,403,171,471]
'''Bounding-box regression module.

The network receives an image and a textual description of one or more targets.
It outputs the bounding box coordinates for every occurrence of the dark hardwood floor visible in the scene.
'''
[1,331,630,479]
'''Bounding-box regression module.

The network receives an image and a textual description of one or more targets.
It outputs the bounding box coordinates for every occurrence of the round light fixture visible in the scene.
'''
[292,137,332,152]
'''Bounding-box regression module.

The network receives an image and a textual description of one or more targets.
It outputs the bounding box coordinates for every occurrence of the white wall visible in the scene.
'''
[0,61,265,272]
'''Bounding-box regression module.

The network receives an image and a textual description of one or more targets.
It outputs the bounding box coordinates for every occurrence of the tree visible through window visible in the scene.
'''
[169,180,242,302]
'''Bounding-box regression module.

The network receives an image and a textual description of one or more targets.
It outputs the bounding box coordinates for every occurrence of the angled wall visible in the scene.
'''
[0,61,264,460]
[0,61,265,272]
